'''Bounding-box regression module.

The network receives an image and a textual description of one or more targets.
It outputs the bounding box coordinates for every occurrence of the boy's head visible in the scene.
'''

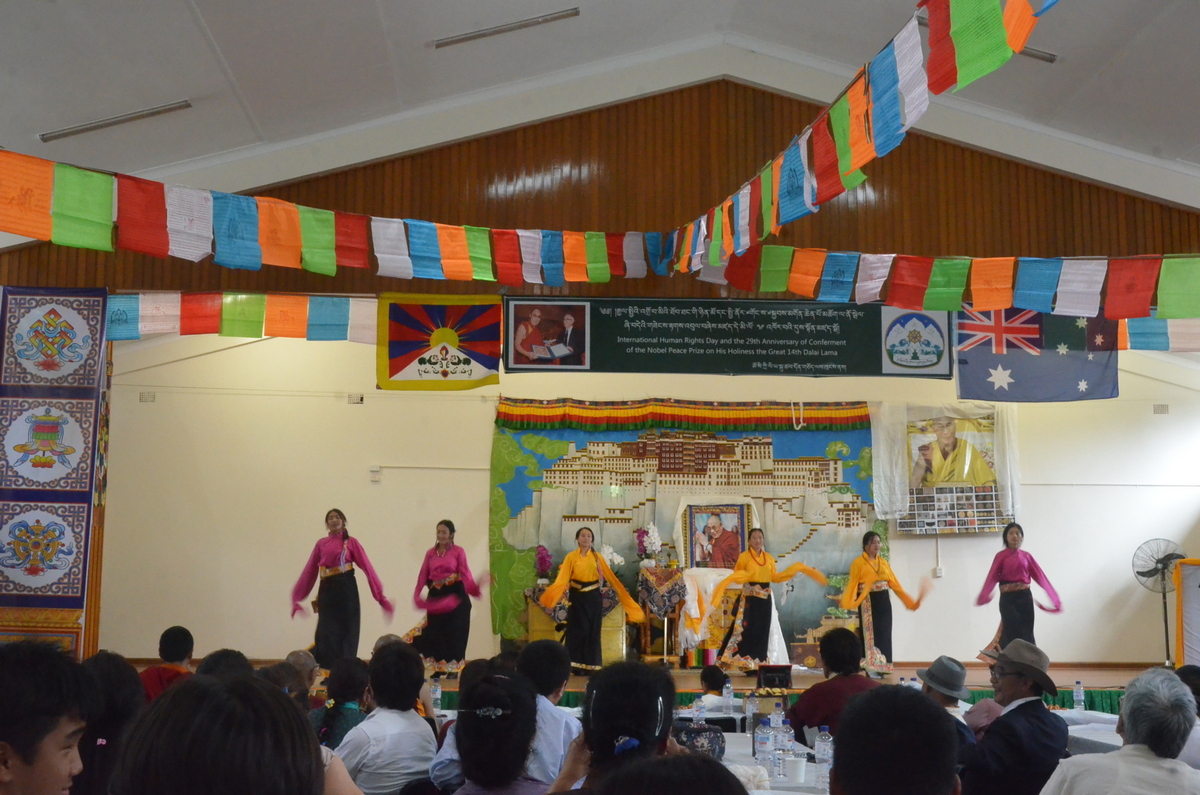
[0,640,97,795]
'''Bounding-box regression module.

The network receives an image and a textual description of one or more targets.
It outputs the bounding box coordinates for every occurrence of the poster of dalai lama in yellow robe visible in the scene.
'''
[908,415,997,488]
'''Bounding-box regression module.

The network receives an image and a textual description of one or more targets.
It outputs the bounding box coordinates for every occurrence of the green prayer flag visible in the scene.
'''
[950,0,1014,91]
[759,246,793,292]
[219,293,266,338]
[709,207,725,267]
[841,168,868,191]
[828,96,856,181]
[583,231,611,283]
[297,206,337,277]
[51,164,114,251]
[923,258,972,310]
[759,166,774,241]
[465,225,496,281]
[1156,257,1200,319]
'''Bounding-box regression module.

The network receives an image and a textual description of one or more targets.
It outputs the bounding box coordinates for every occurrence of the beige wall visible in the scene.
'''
[101,336,1200,664]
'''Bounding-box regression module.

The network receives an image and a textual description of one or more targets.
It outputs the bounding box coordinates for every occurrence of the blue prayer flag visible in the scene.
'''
[817,252,859,303]
[1012,258,1062,313]
[1126,315,1170,351]
[777,138,814,226]
[869,43,906,157]
[646,232,665,276]
[211,193,261,271]
[106,294,141,340]
[404,219,445,280]
[1035,0,1060,16]
[307,296,351,340]
[540,231,565,286]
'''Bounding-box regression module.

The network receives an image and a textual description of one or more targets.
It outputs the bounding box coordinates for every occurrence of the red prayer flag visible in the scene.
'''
[1104,257,1162,319]
[886,255,935,309]
[492,229,524,286]
[116,175,169,257]
[334,212,370,269]
[605,233,626,277]
[725,245,762,292]
[919,0,958,94]
[748,175,763,243]
[180,292,222,335]
[812,116,846,205]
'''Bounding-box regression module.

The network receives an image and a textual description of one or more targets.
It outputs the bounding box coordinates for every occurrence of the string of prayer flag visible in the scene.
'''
[1012,257,1062,313]
[116,175,169,258]
[211,193,261,271]
[371,217,414,279]
[51,164,114,251]
[256,197,303,269]
[0,151,54,240]
[297,206,337,277]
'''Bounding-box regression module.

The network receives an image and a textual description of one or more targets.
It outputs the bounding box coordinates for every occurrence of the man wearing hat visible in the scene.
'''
[959,639,1068,795]
[917,656,975,750]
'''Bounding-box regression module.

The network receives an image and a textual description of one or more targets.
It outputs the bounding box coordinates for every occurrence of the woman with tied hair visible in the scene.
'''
[977,521,1061,652]
[72,651,144,795]
[455,673,545,795]
[310,657,370,749]
[292,508,395,668]
[840,530,930,676]
[407,519,490,676]
[109,675,324,795]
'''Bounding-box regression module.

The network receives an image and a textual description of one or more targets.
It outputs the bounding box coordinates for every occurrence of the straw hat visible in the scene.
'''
[979,639,1058,697]
[916,655,972,701]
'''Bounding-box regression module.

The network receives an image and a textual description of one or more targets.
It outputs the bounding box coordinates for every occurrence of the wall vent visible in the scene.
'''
[347,393,364,405]
[1153,404,1169,415]
[139,392,156,403]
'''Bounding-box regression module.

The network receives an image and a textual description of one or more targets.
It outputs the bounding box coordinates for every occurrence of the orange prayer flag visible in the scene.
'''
[722,199,735,260]
[968,257,1016,310]
[1117,319,1130,350]
[846,71,877,173]
[563,231,590,282]
[435,224,473,280]
[1003,0,1039,53]
[0,151,54,240]
[263,294,309,338]
[770,156,784,236]
[788,248,827,298]
[256,197,302,268]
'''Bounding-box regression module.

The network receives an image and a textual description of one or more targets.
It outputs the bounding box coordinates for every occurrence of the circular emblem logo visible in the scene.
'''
[884,313,945,369]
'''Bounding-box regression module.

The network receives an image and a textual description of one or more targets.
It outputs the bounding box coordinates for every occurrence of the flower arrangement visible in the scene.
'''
[634,523,663,560]
[600,544,624,570]
[535,545,553,579]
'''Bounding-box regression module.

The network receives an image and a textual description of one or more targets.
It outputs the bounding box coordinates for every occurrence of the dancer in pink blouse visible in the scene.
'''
[292,509,394,668]
[406,519,488,675]
[978,522,1061,653]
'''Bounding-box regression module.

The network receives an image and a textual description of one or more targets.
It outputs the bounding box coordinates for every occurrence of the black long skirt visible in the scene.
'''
[718,590,772,664]
[413,580,471,667]
[565,587,603,670]
[313,570,360,669]
[859,589,893,664]
[999,588,1036,647]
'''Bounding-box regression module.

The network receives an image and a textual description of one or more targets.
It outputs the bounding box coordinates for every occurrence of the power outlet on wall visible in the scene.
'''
[933,566,944,578]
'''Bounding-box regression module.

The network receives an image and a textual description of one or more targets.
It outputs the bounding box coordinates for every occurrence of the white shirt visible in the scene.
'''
[1177,720,1200,770]
[1041,743,1200,795]
[430,695,582,791]
[336,707,436,795]
[699,693,743,711]
[1001,696,1042,715]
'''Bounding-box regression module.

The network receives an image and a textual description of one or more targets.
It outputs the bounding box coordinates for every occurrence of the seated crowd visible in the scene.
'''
[5,628,1200,795]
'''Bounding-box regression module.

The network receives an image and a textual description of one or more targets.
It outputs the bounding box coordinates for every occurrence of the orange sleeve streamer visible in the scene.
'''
[595,553,646,623]
[788,248,827,298]
[846,71,878,173]
[775,561,828,586]
[1003,0,1039,53]
[539,551,576,611]
[563,231,590,282]
[968,257,1016,310]
[770,156,784,236]
[263,294,309,338]
[256,197,302,269]
[721,199,735,260]
[435,224,473,280]
[0,151,55,240]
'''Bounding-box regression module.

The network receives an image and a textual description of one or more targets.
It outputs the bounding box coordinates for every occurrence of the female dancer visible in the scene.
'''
[292,509,393,668]
[716,528,827,669]
[512,306,547,364]
[977,521,1061,650]
[539,527,644,671]
[839,530,928,676]
[408,519,486,675]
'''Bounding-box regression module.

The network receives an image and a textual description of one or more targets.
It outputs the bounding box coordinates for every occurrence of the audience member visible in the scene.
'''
[109,675,322,795]
[457,674,545,795]
[336,642,436,795]
[961,698,1003,743]
[597,754,749,795]
[1041,668,1200,794]
[916,655,975,749]
[831,685,960,795]
[257,661,311,714]
[786,628,878,742]
[372,635,437,720]
[431,660,503,790]
[311,657,370,748]
[285,649,322,707]
[1174,664,1200,769]
[138,626,193,701]
[0,640,96,795]
[697,665,742,712]
[958,639,1067,795]
[194,648,254,679]
[73,651,144,795]
[492,649,522,673]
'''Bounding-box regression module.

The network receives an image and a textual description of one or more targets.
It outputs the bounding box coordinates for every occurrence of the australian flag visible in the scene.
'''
[955,309,1119,401]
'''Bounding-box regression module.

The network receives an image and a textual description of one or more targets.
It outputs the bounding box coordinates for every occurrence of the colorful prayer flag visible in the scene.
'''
[211,193,261,271]
[138,292,181,335]
[256,197,302,269]
[759,246,794,293]
[492,229,524,286]
[855,254,895,304]
[52,164,114,251]
[219,293,266,338]
[1012,257,1063,313]
[307,296,351,341]
[813,116,866,205]
[541,231,566,286]
[371,217,414,279]
[788,248,827,298]
[563,231,589,282]
[165,185,213,262]
[623,232,647,278]
[733,184,752,255]
[1126,315,1168,350]
[817,252,859,303]
[967,257,1015,311]
[920,0,958,94]
[334,212,370,269]
[0,151,54,240]
[1168,319,1200,351]
[895,14,930,130]
[605,233,626,278]
[950,0,1013,90]
[724,246,762,292]
[845,71,877,172]
[778,137,815,225]
[377,294,501,391]
[645,232,665,276]
[887,256,935,309]
[106,295,141,341]
[464,225,495,281]
[1156,257,1200,319]
[297,206,337,277]
[264,294,309,338]
[1003,0,1039,53]
[1052,259,1107,317]
[584,231,611,283]
[1103,257,1160,319]
[869,42,907,157]
[179,292,222,335]
[116,175,169,257]
[405,219,445,280]
[348,298,376,344]
[923,258,971,310]
[516,229,544,284]
[436,224,474,281]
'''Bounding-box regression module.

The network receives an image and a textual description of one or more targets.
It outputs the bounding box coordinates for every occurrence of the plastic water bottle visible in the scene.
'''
[1073,680,1086,711]
[430,679,442,712]
[723,679,734,715]
[754,718,773,762]
[695,694,706,723]
[899,676,906,688]
[744,693,760,735]
[814,725,834,793]
[771,701,784,728]
[774,718,796,778]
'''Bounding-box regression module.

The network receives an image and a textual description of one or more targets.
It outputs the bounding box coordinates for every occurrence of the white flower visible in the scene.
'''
[600,544,625,568]
[645,522,663,554]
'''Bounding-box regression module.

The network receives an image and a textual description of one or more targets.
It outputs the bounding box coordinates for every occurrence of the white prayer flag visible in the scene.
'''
[690,215,707,273]
[370,217,413,279]
[1168,319,1200,351]
[516,229,544,284]
[623,232,647,278]
[735,183,752,255]
[895,15,929,131]
[1052,259,1107,317]
[855,254,896,304]
[164,185,213,262]
[348,297,376,344]
[799,129,818,215]
[138,292,181,334]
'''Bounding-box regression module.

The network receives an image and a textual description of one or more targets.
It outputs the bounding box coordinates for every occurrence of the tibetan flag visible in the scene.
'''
[0,151,54,240]
[584,231,611,283]
[778,137,814,225]
[334,212,370,269]
[924,258,971,310]
[256,197,302,269]
[855,253,895,304]
[371,217,414,279]
[1003,0,1038,53]
[817,252,859,303]
[887,256,935,309]
[307,296,350,341]
[116,175,169,257]
[759,246,793,293]
[759,165,774,240]
[219,293,266,338]
[139,292,181,335]
[405,219,445,280]
[106,295,141,341]
[845,71,877,172]
[920,0,958,94]
[464,225,495,281]
[869,43,906,158]
[955,309,1118,401]
[563,231,589,282]
[1103,257,1160,319]
[725,245,762,292]
[165,185,213,262]
[968,257,1015,311]
[348,298,376,344]
[605,233,626,278]
[1156,257,1200,319]
[1052,259,1107,317]
[492,230,524,286]
[436,224,473,281]
[788,248,827,298]
[377,294,501,391]
[179,292,222,335]
[895,15,930,130]
[541,231,566,286]
[950,0,1013,91]
[516,229,543,284]
[52,164,114,251]
[297,206,337,277]
[1126,315,1169,350]
[264,294,309,338]
[645,232,665,276]
[211,193,261,271]
[1013,257,1062,313]
[623,232,647,278]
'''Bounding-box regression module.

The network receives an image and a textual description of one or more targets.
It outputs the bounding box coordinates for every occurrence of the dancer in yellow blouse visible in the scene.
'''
[715,528,828,669]
[840,530,930,676]
[539,527,645,671]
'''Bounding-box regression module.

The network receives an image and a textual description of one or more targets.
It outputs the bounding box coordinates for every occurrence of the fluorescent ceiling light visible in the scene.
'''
[434,8,580,49]
[915,15,1057,63]
[39,99,193,143]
